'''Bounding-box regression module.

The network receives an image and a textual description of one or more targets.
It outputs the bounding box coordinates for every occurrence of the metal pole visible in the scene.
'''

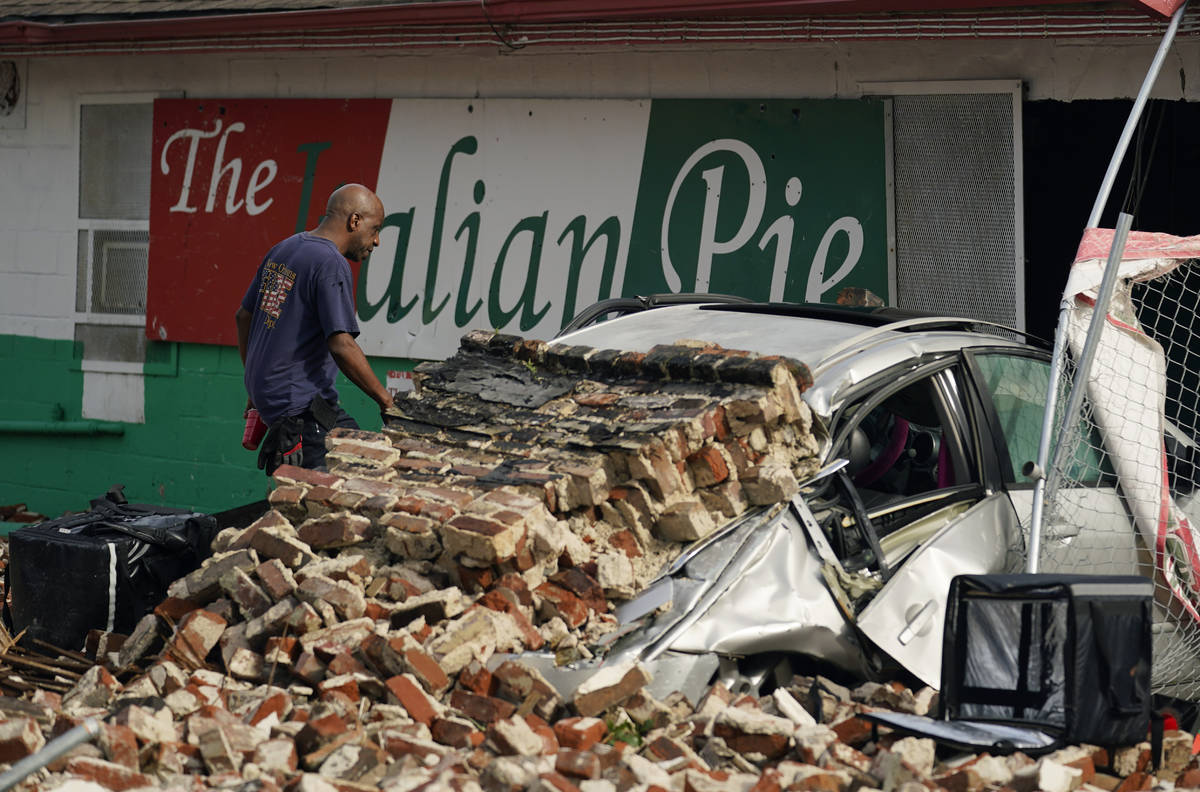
[1025,3,1187,573]
[1086,3,1188,231]
[1049,213,1134,471]
[0,718,101,792]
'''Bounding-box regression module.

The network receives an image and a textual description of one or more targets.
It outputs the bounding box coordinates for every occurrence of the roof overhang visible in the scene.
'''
[0,0,1187,56]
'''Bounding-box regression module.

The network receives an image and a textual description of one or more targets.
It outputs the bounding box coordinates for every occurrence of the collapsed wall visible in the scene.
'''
[184,329,824,679]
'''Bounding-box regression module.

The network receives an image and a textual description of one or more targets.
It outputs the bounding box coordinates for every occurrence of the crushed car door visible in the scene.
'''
[845,361,1022,689]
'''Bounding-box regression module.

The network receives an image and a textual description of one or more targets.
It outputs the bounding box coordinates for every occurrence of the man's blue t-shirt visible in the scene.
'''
[241,233,359,426]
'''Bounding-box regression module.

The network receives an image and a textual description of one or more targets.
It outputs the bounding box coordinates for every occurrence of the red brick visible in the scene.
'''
[294,712,347,755]
[432,717,479,748]
[417,485,476,507]
[458,660,496,697]
[492,660,560,721]
[525,714,560,755]
[556,748,602,779]
[790,772,847,792]
[574,392,621,407]
[547,568,606,613]
[255,559,296,601]
[0,717,45,764]
[687,446,730,486]
[404,648,451,696]
[1065,755,1097,785]
[394,457,446,474]
[1115,772,1154,792]
[607,530,643,559]
[167,609,226,667]
[712,725,789,760]
[155,597,200,622]
[263,635,298,667]
[535,583,588,628]
[473,596,544,652]
[554,720,609,748]
[386,675,437,726]
[319,675,360,703]
[458,563,495,592]
[66,757,155,791]
[420,501,457,523]
[572,663,650,718]
[325,651,368,677]
[643,736,688,764]
[449,689,516,724]
[494,573,534,607]
[380,732,449,762]
[272,465,342,488]
[831,715,873,746]
[300,727,362,771]
[292,651,326,684]
[297,513,372,549]
[248,691,292,727]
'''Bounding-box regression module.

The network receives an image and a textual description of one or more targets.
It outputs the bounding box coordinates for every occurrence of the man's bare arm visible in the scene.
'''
[235,307,253,365]
[235,307,254,410]
[328,331,394,412]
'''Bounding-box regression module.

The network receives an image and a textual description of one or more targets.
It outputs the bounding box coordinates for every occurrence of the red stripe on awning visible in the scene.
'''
[0,0,1184,53]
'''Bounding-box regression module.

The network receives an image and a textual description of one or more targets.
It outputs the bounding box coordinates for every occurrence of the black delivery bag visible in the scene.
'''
[7,487,219,650]
[940,574,1153,747]
[864,573,1153,754]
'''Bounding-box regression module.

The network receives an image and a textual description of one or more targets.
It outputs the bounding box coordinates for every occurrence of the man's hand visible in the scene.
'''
[328,332,393,413]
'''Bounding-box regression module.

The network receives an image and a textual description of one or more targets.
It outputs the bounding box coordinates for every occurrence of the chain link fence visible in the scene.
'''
[1038,233,1200,701]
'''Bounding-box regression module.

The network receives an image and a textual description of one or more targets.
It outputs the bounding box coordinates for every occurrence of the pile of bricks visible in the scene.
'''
[3,331,1189,791]
[16,660,1200,792]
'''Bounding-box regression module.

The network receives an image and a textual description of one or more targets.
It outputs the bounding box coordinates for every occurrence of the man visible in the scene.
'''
[236,183,394,475]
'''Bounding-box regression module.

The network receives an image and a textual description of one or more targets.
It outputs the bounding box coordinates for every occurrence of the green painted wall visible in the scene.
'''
[0,333,410,519]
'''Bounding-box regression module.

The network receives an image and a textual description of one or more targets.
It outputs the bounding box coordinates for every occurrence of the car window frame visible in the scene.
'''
[828,354,986,500]
[963,346,1117,490]
[962,346,1050,488]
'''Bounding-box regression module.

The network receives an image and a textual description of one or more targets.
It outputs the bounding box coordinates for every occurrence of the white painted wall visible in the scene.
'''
[1,37,1195,341]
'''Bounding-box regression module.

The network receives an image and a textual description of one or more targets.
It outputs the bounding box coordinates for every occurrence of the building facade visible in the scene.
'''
[0,1,1196,516]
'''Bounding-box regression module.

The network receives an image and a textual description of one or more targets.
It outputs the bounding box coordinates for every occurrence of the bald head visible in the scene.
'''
[313,184,385,262]
[326,184,380,220]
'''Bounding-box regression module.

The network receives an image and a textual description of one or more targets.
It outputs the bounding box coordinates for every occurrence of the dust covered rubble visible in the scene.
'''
[5,331,1184,791]
[18,664,1194,792]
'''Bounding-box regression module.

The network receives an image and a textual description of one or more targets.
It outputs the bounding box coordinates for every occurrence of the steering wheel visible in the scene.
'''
[853,416,910,487]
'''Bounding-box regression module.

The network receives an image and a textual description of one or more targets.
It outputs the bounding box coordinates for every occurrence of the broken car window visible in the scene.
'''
[973,352,1115,486]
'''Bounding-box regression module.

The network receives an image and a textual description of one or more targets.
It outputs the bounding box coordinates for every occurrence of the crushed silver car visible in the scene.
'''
[507,297,1187,704]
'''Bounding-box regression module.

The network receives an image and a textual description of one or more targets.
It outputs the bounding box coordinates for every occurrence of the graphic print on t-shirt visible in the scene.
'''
[259,260,296,329]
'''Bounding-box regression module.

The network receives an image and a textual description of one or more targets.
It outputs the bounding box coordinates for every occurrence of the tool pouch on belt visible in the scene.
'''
[257,396,339,475]
[258,415,304,475]
[309,395,339,431]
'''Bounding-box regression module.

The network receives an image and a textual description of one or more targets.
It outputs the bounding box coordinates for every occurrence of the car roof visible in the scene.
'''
[556,302,1035,366]
[556,303,876,363]
[554,301,1038,417]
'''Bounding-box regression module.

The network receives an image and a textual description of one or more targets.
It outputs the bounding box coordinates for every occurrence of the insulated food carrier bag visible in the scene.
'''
[865,574,1153,753]
[7,487,219,650]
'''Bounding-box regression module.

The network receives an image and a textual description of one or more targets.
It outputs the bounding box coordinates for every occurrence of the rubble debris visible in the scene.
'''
[0,505,45,525]
[0,334,1179,791]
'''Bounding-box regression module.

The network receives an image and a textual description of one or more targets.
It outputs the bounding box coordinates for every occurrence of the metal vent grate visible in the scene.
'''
[79,103,152,221]
[892,93,1020,328]
[83,229,149,315]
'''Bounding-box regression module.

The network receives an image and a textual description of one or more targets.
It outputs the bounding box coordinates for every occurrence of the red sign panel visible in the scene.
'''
[147,98,391,346]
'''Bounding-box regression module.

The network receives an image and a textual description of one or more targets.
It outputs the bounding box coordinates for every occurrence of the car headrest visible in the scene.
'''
[845,425,871,478]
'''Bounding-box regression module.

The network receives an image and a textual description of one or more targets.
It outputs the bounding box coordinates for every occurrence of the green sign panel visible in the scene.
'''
[624,98,888,303]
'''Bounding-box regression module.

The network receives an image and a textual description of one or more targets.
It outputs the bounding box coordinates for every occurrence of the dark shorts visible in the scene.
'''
[298,401,358,471]
[258,396,358,476]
